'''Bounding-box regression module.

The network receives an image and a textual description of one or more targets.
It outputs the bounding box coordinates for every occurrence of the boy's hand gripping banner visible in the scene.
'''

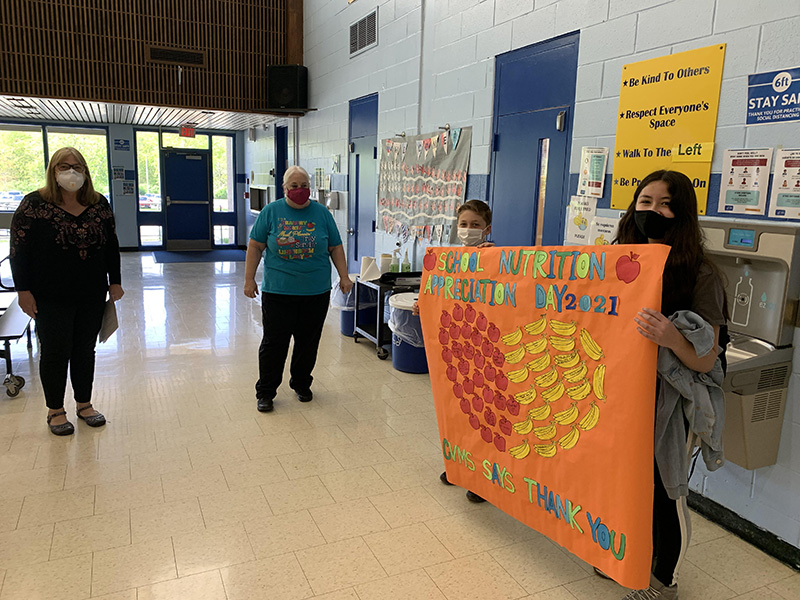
[418,244,670,590]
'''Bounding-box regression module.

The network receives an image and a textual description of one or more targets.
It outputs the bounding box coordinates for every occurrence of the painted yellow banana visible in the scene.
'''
[549,318,577,336]
[579,328,604,360]
[501,327,524,346]
[534,366,559,388]
[562,361,588,383]
[592,364,607,402]
[524,337,548,355]
[509,439,531,459]
[504,346,526,364]
[548,335,576,352]
[526,351,551,373]
[578,401,600,431]
[507,366,529,384]
[524,315,547,336]
[566,379,592,401]
[558,426,580,450]
[514,386,538,405]
[528,403,552,421]
[541,380,565,403]
[553,350,580,368]
[533,441,557,457]
[512,416,533,434]
[532,420,557,441]
[553,401,579,425]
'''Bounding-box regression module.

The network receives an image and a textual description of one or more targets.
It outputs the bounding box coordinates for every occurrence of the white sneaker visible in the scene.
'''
[622,574,678,600]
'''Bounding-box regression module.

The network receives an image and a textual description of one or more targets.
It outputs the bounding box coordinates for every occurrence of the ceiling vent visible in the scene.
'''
[350,9,378,57]
[147,46,207,68]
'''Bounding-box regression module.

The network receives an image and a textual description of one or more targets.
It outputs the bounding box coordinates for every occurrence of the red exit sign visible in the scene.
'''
[180,125,195,138]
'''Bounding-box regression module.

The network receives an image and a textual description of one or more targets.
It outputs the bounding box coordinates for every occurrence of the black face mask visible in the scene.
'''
[634,210,674,240]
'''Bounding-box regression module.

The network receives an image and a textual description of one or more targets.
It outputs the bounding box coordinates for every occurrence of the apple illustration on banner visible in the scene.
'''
[493,433,506,452]
[476,312,488,331]
[423,250,436,271]
[465,304,476,323]
[474,352,485,369]
[462,343,475,360]
[459,396,470,412]
[461,322,472,339]
[469,413,480,429]
[484,364,496,382]
[451,341,463,358]
[480,425,493,443]
[482,386,494,404]
[472,395,484,412]
[616,252,641,283]
[438,328,449,345]
[440,310,451,327]
[449,323,460,341]
[452,303,464,321]
[487,323,501,343]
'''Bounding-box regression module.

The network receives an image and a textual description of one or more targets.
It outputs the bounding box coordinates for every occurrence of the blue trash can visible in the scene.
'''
[388,292,428,374]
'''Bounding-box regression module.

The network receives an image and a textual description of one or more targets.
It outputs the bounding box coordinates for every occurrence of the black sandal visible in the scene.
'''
[47,410,75,436]
[76,404,106,427]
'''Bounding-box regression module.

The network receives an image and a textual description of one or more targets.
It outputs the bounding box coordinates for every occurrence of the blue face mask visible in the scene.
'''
[634,210,673,240]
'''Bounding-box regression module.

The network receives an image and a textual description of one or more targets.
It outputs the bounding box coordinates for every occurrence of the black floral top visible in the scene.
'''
[10,191,121,301]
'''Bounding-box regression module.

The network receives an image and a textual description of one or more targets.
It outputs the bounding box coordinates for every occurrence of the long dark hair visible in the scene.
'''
[614,170,707,315]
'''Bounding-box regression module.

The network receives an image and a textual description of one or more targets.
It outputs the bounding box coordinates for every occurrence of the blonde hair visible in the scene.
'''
[40,147,99,206]
[282,165,310,192]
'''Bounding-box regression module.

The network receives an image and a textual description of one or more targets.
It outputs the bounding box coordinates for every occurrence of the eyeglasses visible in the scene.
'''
[56,163,85,173]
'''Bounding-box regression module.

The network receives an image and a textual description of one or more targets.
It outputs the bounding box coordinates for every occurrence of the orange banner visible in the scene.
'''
[418,244,670,590]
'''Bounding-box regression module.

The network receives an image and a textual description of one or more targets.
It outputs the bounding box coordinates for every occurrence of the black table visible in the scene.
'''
[353,278,418,359]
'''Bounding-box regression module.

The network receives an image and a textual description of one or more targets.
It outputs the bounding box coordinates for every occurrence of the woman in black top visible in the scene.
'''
[10,147,124,436]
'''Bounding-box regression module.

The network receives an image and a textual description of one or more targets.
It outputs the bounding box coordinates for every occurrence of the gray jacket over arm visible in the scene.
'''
[655,310,725,500]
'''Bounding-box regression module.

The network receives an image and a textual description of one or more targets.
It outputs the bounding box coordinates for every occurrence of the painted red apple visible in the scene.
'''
[506,397,520,416]
[616,252,641,284]
[487,323,501,343]
[446,364,458,382]
[449,323,460,341]
[473,369,485,388]
[463,377,474,395]
[484,364,496,382]
[440,310,451,327]
[493,433,506,452]
[484,407,496,426]
[472,395,484,412]
[474,352,485,369]
[462,343,475,360]
[438,328,450,345]
[454,382,464,398]
[492,348,505,368]
[451,341,463,359]
[476,312,488,331]
[452,303,464,321]
[499,415,512,436]
[483,387,494,404]
[441,347,453,363]
[458,358,470,376]
[468,412,480,430]
[459,396,470,413]
[423,250,436,271]
[494,392,507,411]
[461,322,472,339]
[470,328,482,347]
[480,425,493,443]
[482,339,494,357]
[496,371,509,391]
[465,304,476,323]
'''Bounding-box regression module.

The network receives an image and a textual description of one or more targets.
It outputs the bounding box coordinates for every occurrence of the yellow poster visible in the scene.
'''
[611,44,726,213]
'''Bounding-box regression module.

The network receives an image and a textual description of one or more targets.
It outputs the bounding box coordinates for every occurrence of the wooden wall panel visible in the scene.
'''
[0,0,294,114]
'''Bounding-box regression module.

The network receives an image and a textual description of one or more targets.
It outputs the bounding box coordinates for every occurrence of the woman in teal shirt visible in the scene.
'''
[244,166,352,412]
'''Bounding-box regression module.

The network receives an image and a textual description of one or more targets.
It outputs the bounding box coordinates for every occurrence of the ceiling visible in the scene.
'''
[0,95,306,132]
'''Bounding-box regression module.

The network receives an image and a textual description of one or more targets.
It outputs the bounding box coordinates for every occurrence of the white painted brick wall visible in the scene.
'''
[510,5,557,49]
[554,0,609,35]
[494,0,534,25]
[635,0,715,51]
[577,14,636,64]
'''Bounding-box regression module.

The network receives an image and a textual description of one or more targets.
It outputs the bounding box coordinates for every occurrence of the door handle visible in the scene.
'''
[346,228,355,235]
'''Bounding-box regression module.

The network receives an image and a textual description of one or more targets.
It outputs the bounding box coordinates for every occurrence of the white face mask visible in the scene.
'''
[56,170,85,193]
[457,227,486,246]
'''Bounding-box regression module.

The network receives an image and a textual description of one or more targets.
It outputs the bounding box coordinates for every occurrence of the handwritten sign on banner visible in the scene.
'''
[418,244,671,590]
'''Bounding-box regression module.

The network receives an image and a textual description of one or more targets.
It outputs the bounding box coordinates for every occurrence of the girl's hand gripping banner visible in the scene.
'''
[418,244,671,590]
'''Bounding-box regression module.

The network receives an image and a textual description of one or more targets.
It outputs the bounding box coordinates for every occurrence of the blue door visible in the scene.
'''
[163,150,212,250]
[490,33,579,246]
[348,93,378,273]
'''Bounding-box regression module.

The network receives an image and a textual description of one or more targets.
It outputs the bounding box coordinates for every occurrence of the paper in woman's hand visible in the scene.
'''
[99,299,118,343]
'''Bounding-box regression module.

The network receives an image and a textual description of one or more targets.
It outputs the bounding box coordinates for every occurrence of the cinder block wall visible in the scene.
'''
[244,0,800,549]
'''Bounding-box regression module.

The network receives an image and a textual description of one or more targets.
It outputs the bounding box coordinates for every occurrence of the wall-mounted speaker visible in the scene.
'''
[266,65,308,110]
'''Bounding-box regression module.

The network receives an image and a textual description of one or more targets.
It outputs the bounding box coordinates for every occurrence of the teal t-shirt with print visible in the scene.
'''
[249,199,342,295]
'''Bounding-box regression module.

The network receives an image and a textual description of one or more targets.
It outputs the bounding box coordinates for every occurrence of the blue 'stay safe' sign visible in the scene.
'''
[747,67,800,125]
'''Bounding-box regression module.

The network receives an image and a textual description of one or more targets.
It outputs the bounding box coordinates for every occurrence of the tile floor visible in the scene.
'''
[0,254,796,599]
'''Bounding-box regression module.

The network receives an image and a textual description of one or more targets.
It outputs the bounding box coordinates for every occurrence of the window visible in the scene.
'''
[136,131,161,211]
[0,125,45,212]
[212,135,234,212]
[47,127,110,199]
[214,225,235,245]
[161,132,209,150]
[140,225,162,246]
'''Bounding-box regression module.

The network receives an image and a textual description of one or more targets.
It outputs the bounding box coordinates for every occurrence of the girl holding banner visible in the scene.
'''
[613,170,728,600]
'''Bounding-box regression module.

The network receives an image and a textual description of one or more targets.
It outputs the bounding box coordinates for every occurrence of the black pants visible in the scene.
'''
[36,296,106,410]
[652,454,692,587]
[256,291,330,400]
